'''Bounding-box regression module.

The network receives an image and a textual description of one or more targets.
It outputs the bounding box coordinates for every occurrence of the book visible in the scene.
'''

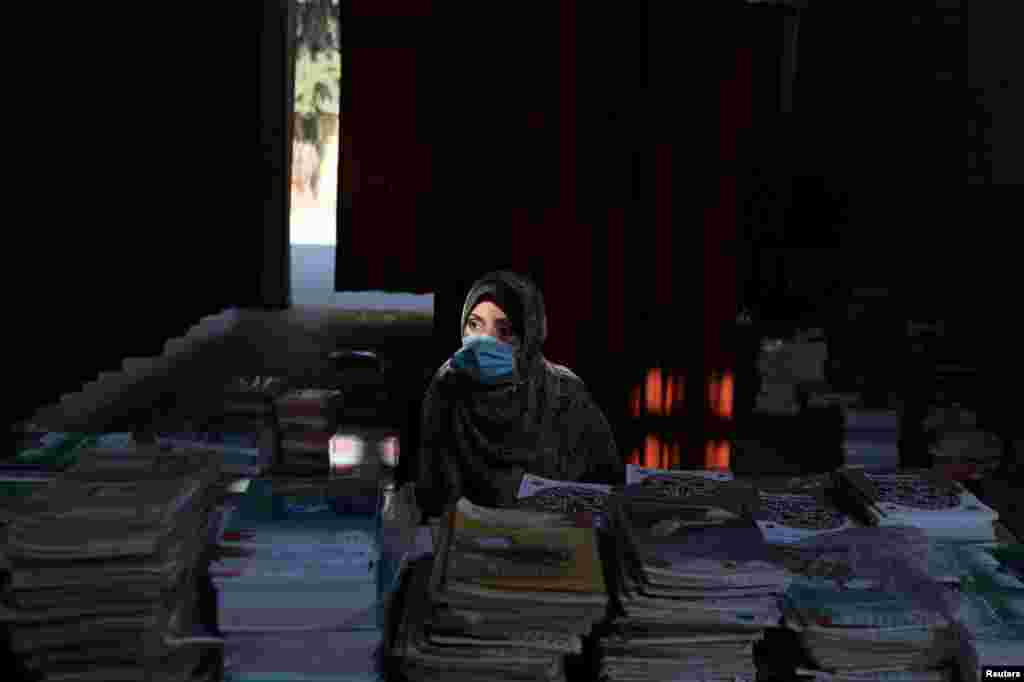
[753,477,859,545]
[616,473,757,522]
[625,464,733,486]
[446,507,606,595]
[513,473,612,529]
[837,469,998,542]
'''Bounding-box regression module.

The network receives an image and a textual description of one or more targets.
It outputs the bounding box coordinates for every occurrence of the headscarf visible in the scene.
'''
[445,271,555,465]
[416,271,623,514]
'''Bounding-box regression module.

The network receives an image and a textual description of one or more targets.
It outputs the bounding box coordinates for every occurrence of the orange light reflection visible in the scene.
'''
[708,371,734,419]
[704,440,731,469]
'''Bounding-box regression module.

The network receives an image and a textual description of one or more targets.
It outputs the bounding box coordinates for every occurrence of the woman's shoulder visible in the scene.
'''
[542,360,588,399]
[544,359,581,382]
[427,360,455,387]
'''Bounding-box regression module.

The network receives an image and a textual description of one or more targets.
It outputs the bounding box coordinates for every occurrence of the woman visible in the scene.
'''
[415,271,623,518]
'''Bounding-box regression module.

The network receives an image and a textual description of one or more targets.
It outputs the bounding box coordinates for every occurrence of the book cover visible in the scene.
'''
[754,488,858,545]
[513,473,611,529]
[625,464,733,486]
[841,469,999,524]
[450,509,605,594]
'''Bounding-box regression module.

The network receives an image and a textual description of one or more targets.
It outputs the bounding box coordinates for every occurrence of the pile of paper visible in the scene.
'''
[843,408,901,471]
[834,469,999,542]
[594,470,785,681]
[952,542,1023,682]
[957,552,1023,682]
[393,498,607,682]
[212,477,380,633]
[273,388,343,473]
[0,446,225,681]
[211,476,385,679]
[778,528,961,681]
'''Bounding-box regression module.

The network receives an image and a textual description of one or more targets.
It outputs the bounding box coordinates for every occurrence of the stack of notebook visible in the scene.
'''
[212,477,380,636]
[779,527,961,682]
[842,408,901,471]
[953,543,1024,682]
[155,416,277,478]
[273,388,343,473]
[393,497,608,682]
[212,476,385,681]
[782,588,958,680]
[3,432,145,525]
[595,469,786,682]
[0,463,61,527]
[0,446,224,681]
[13,430,135,469]
[834,468,999,542]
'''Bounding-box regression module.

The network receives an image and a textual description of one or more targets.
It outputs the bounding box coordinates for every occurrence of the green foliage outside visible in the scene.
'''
[293,2,341,148]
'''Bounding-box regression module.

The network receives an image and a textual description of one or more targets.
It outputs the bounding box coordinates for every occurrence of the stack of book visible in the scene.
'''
[212,476,386,681]
[155,416,277,478]
[0,446,224,681]
[781,580,958,680]
[12,430,135,469]
[212,477,380,636]
[0,463,61,527]
[778,526,961,682]
[596,470,785,681]
[274,388,343,473]
[842,408,901,471]
[953,543,1024,682]
[393,497,608,682]
[834,468,999,542]
[3,432,142,525]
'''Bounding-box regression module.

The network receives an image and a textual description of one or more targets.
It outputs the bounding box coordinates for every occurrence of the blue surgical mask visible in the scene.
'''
[451,334,518,385]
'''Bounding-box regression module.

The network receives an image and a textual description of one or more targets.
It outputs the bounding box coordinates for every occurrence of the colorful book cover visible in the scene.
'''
[439,502,606,595]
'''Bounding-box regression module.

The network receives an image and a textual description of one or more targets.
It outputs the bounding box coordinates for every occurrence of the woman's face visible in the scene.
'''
[465,300,520,347]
